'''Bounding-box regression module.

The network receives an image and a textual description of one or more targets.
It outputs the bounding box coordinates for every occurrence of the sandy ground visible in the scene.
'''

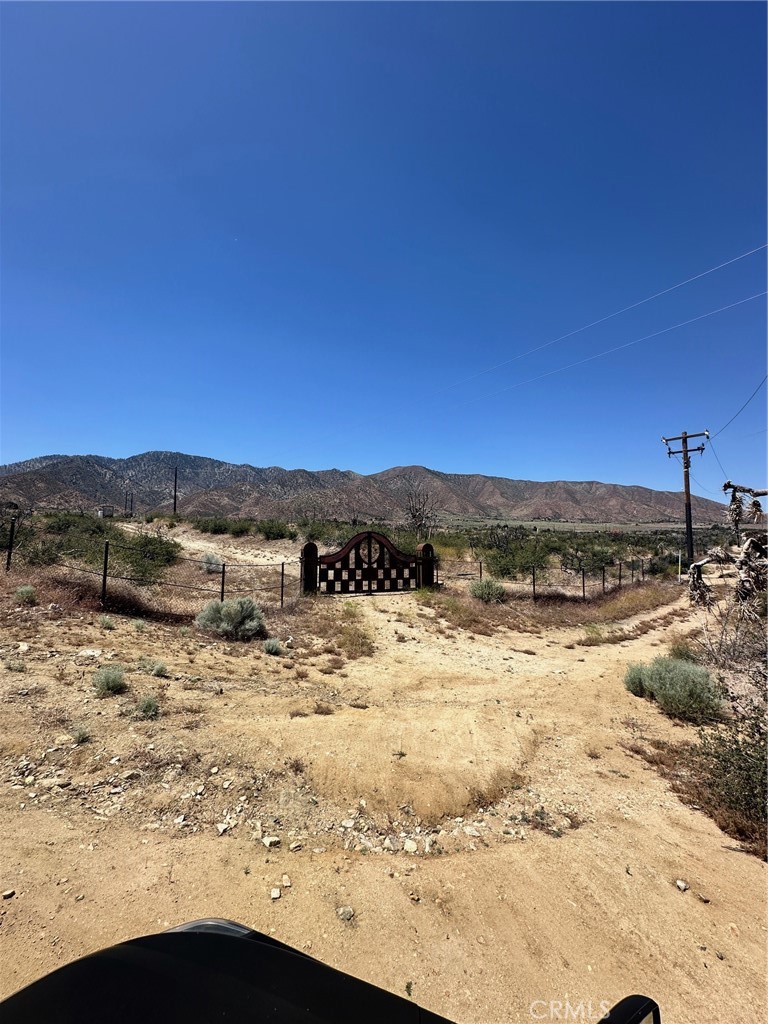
[0,536,765,1023]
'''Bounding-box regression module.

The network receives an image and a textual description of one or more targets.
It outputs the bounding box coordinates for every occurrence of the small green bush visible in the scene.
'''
[4,659,26,673]
[93,664,128,697]
[263,638,283,656]
[133,619,146,633]
[624,663,646,697]
[137,695,160,720]
[202,552,223,575]
[72,726,90,745]
[195,597,267,641]
[692,698,766,850]
[624,657,721,723]
[259,519,291,541]
[151,661,169,678]
[228,520,251,537]
[470,578,506,604]
[15,585,37,606]
[98,615,116,631]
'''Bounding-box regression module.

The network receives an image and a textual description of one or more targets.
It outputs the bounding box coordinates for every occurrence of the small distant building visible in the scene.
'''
[97,505,114,518]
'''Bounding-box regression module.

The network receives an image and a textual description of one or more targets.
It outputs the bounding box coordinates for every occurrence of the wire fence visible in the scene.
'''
[4,516,692,612]
[24,539,302,617]
[437,556,667,601]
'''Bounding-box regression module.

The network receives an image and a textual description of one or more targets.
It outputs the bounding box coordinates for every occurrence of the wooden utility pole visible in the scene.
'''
[173,467,178,515]
[662,430,708,565]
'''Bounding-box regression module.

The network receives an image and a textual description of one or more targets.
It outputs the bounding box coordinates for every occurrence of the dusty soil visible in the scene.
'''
[0,539,765,1023]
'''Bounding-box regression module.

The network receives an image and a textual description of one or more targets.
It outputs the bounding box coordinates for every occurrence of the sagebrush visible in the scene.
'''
[195,597,267,641]
[624,657,722,723]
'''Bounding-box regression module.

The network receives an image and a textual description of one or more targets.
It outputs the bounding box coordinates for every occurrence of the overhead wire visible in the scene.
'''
[461,291,767,404]
[707,437,729,482]
[710,374,768,438]
[443,242,767,391]
[668,450,718,497]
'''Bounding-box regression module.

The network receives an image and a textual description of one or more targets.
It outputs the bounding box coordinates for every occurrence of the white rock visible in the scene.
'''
[403,839,418,854]
[336,905,355,921]
[262,836,280,848]
[676,879,689,892]
[281,874,291,888]
[270,888,281,900]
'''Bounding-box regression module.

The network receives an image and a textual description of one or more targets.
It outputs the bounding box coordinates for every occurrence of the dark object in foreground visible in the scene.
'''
[0,918,662,1023]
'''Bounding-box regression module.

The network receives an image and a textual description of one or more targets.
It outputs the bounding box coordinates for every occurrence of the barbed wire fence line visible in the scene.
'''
[4,515,698,613]
[5,529,303,617]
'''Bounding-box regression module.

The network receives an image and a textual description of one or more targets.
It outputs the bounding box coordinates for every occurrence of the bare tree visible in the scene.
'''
[403,482,438,540]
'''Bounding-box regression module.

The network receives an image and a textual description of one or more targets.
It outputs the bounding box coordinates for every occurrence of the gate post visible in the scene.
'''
[302,542,318,594]
[416,543,435,588]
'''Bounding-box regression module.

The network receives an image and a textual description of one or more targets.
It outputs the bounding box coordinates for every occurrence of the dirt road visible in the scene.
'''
[1,552,765,1023]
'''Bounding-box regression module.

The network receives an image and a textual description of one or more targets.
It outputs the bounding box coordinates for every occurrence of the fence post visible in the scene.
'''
[101,541,110,607]
[618,561,622,587]
[220,563,226,602]
[582,568,586,601]
[602,565,606,594]
[5,517,16,572]
[280,563,285,608]
[301,543,318,594]
[479,561,483,580]
[641,558,645,581]
[631,559,635,583]
[532,565,536,601]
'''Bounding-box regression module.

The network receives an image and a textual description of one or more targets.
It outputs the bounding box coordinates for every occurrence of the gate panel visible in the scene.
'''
[305,532,431,595]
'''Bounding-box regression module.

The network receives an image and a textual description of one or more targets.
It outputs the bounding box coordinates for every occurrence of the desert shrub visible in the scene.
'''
[133,619,146,632]
[624,657,721,723]
[259,519,292,541]
[72,726,90,744]
[196,517,231,535]
[624,664,647,697]
[668,636,698,662]
[339,622,375,658]
[93,664,128,697]
[202,552,223,575]
[151,661,169,678]
[4,659,26,673]
[98,614,115,631]
[137,695,161,720]
[195,597,267,641]
[228,520,251,537]
[15,584,37,606]
[263,638,283,656]
[691,698,766,852]
[470,578,506,604]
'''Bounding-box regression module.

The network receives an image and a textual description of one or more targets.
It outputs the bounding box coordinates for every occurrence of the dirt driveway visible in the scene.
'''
[0,554,765,1023]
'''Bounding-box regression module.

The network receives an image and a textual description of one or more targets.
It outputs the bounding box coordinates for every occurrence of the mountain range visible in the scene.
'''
[0,451,725,524]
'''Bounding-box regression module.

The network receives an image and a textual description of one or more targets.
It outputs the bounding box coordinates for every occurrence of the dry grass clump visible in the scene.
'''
[413,580,677,636]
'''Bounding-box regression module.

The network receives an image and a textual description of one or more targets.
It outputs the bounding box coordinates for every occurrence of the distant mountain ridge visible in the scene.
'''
[0,450,725,524]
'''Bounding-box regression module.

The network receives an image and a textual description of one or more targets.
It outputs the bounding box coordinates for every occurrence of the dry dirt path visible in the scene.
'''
[0,564,765,1023]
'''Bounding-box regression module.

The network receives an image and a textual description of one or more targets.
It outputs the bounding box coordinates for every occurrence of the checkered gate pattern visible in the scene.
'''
[318,533,418,594]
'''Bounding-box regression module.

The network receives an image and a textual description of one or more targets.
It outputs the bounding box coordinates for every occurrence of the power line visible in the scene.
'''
[463,291,766,404]
[443,242,767,391]
[669,451,718,496]
[710,374,768,438]
[707,437,729,481]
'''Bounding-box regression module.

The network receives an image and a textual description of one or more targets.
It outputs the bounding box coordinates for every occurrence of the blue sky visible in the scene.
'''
[1,1,765,499]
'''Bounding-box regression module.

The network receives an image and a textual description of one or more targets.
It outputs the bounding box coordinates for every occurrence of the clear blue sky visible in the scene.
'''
[1,1,765,498]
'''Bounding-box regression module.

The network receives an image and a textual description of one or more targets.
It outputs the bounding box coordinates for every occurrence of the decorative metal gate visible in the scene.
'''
[301,532,435,595]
